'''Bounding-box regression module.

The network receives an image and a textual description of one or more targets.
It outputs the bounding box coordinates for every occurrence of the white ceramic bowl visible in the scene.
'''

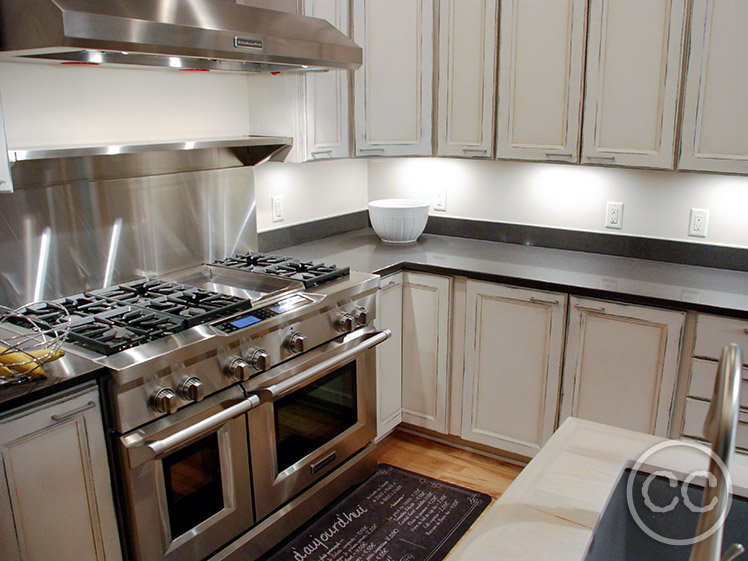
[368,199,430,244]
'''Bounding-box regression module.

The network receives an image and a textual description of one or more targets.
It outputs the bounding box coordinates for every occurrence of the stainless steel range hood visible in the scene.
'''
[0,0,362,73]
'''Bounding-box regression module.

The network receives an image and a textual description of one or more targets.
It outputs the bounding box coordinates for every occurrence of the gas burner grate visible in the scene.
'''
[212,253,349,289]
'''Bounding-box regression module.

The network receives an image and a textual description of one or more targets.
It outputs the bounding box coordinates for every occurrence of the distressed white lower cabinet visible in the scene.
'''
[496,0,587,163]
[0,385,122,561]
[460,281,567,457]
[376,272,404,438]
[353,0,434,157]
[400,272,451,433]
[560,296,685,436]
[581,0,687,169]
[436,0,497,158]
[679,0,748,174]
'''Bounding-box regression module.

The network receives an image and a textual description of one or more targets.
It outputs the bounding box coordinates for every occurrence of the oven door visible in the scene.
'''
[117,386,260,561]
[247,328,390,521]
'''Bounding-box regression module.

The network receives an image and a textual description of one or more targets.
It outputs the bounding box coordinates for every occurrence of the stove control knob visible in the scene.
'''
[179,377,205,402]
[247,349,270,372]
[353,306,369,326]
[226,357,251,382]
[151,388,179,415]
[336,312,355,333]
[288,333,307,354]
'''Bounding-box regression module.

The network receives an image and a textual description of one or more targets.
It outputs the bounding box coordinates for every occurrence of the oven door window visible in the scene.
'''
[274,361,358,473]
[162,432,224,538]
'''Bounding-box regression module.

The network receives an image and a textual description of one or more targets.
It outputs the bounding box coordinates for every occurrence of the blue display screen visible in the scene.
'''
[230,315,261,329]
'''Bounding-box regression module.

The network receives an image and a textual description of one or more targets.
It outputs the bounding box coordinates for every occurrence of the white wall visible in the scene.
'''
[0,61,252,147]
[367,158,748,249]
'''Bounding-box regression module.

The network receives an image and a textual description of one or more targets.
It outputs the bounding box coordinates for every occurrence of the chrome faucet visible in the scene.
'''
[688,343,745,561]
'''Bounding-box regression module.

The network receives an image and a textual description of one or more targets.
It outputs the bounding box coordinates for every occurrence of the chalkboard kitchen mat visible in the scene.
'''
[262,464,491,561]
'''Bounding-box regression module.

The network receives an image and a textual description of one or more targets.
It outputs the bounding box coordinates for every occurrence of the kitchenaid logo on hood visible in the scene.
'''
[235,37,263,50]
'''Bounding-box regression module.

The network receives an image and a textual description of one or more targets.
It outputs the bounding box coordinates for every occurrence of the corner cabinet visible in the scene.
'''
[376,273,404,439]
[580,0,688,169]
[0,385,122,561]
[436,0,497,158]
[679,0,748,174]
[352,0,434,157]
[560,297,685,436]
[300,0,351,161]
[400,272,451,433]
[496,0,587,163]
[460,281,567,458]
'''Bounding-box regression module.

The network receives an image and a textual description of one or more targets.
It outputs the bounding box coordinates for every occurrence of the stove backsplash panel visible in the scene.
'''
[0,167,258,308]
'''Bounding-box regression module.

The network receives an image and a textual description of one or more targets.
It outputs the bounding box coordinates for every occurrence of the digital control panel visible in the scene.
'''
[215,294,314,334]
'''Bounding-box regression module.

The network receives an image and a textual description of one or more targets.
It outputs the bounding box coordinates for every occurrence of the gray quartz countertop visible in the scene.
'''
[275,228,748,317]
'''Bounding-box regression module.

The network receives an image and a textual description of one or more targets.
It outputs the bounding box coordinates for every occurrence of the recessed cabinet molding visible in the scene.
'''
[0,386,122,561]
[496,0,587,163]
[353,0,434,157]
[460,281,567,458]
[300,0,351,161]
[400,272,451,433]
[581,0,688,170]
[436,0,497,158]
[679,0,748,174]
[376,272,404,439]
[560,296,685,437]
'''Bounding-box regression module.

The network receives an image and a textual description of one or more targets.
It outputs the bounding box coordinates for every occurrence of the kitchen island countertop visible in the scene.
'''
[275,228,748,317]
[441,417,748,561]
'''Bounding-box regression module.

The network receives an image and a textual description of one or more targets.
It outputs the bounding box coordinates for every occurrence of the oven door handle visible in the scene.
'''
[125,394,262,468]
[256,329,391,400]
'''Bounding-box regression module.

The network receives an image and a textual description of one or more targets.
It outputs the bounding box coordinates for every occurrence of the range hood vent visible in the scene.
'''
[0,0,361,73]
[8,136,292,189]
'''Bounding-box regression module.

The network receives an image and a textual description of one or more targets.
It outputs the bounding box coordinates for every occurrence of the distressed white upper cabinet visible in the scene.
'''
[496,0,587,163]
[461,281,567,458]
[353,0,434,157]
[300,0,351,161]
[376,272,404,439]
[0,94,12,193]
[436,0,497,158]
[581,0,687,169]
[560,297,685,436]
[0,386,122,561]
[679,0,748,174]
[401,272,451,433]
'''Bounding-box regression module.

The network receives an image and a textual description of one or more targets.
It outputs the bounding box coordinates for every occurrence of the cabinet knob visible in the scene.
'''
[288,333,307,354]
[248,348,270,371]
[226,357,251,381]
[151,388,178,414]
[179,377,204,402]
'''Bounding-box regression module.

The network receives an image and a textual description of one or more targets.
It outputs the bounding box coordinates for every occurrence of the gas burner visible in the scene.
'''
[212,253,350,289]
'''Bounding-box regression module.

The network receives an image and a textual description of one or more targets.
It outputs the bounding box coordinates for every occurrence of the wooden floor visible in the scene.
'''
[376,429,524,500]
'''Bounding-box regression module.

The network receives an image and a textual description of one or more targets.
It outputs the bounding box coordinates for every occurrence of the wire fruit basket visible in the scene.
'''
[0,302,70,385]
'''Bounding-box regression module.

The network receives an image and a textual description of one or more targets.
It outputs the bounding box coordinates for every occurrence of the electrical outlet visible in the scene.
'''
[434,187,447,212]
[271,195,284,223]
[688,208,708,238]
[605,202,624,229]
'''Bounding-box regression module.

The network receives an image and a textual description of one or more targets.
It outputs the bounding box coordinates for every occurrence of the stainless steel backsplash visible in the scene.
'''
[0,167,258,308]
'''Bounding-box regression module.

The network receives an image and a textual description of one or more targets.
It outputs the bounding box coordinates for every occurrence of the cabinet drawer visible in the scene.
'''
[688,358,748,408]
[694,314,748,363]
[682,398,748,451]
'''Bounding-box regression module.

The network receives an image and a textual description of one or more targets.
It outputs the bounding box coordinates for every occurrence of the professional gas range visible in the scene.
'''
[10,253,388,561]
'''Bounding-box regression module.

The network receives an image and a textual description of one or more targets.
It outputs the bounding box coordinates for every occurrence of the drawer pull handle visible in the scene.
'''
[575,304,606,313]
[359,148,385,154]
[463,148,488,155]
[51,401,96,423]
[311,150,333,158]
[530,297,560,306]
[545,152,573,159]
[587,155,616,162]
[311,450,337,474]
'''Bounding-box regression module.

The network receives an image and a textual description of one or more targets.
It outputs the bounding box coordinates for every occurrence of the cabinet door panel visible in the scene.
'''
[353,0,433,156]
[581,0,686,169]
[376,273,403,438]
[561,298,685,436]
[497,0,587,162]
[679,0,748,173]
[401,272,451,433]
[437,0,497,158]
[462,281,566,457]
[302,0,350,161]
